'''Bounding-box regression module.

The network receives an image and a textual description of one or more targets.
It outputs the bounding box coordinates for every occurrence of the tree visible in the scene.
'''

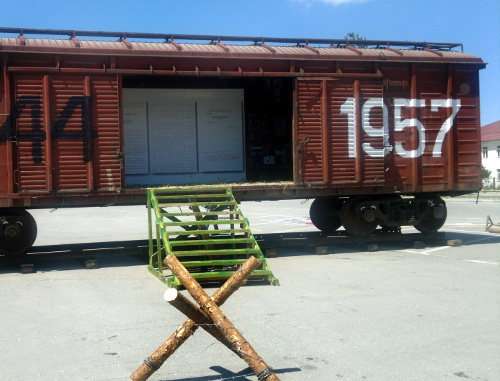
[345,32,367,48]
[482,165,491,179]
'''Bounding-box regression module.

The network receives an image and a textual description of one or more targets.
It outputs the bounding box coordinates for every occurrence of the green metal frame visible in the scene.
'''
[147,186,279,288]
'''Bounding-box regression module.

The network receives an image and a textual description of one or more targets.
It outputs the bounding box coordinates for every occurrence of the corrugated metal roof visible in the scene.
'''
[481,121,500,142]
[0,36,484,64]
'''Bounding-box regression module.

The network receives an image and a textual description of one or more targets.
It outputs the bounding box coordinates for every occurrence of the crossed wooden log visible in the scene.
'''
[130,254,280,381]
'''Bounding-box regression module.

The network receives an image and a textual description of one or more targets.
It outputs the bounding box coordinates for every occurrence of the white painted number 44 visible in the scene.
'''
[341,98,461,159]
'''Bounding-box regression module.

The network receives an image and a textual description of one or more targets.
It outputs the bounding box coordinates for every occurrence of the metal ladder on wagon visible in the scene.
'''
[147,186,279,288]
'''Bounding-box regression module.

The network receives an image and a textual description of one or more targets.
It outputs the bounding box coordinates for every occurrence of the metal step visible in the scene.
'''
[147,187,279,288]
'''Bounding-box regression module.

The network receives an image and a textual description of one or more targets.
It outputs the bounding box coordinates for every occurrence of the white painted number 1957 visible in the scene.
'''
[341,98,462,159]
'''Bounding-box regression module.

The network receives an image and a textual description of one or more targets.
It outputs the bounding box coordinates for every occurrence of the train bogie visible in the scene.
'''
[309,195,447,236]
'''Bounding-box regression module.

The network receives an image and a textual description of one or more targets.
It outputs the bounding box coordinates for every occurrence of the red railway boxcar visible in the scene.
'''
[0,28,486,256]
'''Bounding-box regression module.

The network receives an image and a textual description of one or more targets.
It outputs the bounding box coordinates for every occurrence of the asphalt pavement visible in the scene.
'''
[0,194,499,380]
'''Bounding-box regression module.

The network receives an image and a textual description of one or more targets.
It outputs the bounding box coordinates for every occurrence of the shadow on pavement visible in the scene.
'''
[161,365,302,381]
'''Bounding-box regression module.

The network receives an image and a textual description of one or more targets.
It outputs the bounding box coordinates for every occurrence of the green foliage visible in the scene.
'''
[345,32,367,48]
[482,165,491,179]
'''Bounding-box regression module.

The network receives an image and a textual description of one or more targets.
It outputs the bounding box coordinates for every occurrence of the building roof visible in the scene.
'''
[481,121,500,142]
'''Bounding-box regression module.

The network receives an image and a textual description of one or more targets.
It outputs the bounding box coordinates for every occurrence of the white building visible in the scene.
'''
[481,120,500,187]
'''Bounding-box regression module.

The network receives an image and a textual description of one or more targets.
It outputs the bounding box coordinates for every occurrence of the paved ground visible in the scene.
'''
[0,194,499,380]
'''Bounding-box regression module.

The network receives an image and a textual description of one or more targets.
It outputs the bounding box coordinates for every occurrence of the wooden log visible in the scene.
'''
[164,288,240,356]
[130,255,260,381]
[130,320,197,381]
[165,253,280,381]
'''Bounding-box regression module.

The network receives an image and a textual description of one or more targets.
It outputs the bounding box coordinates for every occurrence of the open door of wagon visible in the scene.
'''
[10,75,123,194]
[295,78,388,187]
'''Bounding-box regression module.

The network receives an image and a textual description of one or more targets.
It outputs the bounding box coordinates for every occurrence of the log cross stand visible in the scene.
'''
[130,255,280,381]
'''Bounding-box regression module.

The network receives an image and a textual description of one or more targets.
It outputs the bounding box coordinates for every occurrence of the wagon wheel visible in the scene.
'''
[413,197,447,234]
[341,197,378,236]
[309,198,343,233]
[0,208,37,256]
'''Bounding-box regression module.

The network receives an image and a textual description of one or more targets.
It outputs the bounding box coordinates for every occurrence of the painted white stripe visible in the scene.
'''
[465,260,498,265]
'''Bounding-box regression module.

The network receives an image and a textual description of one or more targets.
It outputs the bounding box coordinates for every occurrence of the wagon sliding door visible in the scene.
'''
[295,78,386,186]
[12,74,122,193]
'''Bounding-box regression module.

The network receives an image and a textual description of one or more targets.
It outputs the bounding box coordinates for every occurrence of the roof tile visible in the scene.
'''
[481,121,500,142]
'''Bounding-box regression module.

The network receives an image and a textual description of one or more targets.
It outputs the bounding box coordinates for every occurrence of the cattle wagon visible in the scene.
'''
[0,28,486,256]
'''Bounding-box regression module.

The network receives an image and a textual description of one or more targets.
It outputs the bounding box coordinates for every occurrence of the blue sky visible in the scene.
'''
[1,0,498,125]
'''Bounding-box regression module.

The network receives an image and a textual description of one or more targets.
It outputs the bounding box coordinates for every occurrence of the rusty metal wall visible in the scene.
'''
[50,76,89,191]
[295,63,481,193]
[8,74,122,196]
[90,76,122,192]
[0,35,483,207]
[296,78,385,186]
[13,75,48,192]
[296,79,323,183]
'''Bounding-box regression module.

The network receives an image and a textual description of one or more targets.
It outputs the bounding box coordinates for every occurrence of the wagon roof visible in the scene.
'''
[0,27,484,65]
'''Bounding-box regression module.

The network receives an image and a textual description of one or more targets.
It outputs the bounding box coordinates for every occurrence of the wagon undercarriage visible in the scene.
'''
[309,194,447,236]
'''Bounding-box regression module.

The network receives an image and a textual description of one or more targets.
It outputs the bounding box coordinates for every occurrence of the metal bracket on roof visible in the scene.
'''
[118,35,133,49]
[168,39,183,51]
[346,46,363,56]
[211,41,230,53]
[304,45,320,54]
[424,48,443,57]
[253,40,277,54]
[17,31,26,46]
[385,47,404,56]
[69,33,81,48]
[261,43,276,54]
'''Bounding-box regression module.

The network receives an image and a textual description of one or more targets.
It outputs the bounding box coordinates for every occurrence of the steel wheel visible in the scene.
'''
[341,197,378,236]
[414,197,447,234]
[309,198,343,233]
[0,208,37,256]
